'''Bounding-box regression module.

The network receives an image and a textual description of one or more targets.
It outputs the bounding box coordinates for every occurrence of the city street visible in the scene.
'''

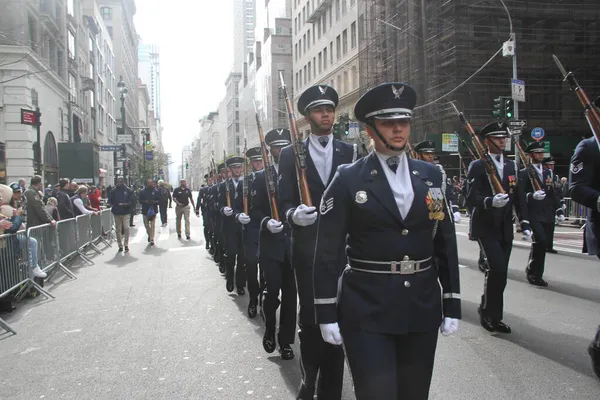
[1,204,599,399]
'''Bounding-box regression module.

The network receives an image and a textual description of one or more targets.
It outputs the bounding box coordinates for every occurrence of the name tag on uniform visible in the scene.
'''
[426,188,445,221]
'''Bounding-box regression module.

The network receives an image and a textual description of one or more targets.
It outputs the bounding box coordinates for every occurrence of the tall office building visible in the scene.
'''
[138,41,161,121]
[233,0,257,73]
[292,0,360,134]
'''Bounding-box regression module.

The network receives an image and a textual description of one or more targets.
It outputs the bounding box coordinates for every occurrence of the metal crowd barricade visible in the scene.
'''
[0,231,54,335]
[27,223,59,277]
[76,214,102,259]
[91,212,110,248]
[57,218,90,269]
[563,197,588,226]
[100,209,114,245]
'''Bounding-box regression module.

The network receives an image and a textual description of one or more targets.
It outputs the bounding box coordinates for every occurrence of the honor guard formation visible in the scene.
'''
[192,55,600,398]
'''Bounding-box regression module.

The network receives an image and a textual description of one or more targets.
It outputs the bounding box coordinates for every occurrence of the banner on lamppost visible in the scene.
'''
[145,151,153,161]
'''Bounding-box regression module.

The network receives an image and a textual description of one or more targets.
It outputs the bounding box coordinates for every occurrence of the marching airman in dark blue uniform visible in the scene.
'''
[569,132,600,379]
[313,82,461,400]
[466,121,517,334]
[212,164,227,272]
[278,84,355,399]
[517,142,565,287]
[250,128,297,361]
[196,174,211,251]
[414,140,462,223]
[242,147,264,318]
[218,157,247,294]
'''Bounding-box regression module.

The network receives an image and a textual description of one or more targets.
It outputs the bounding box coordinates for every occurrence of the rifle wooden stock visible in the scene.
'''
[513,138,543,192]
[553,54,600,146]
[223,149,231,208]
[254,108,280,221]
[279,72,312,207]
[243,138,249,215]
[450,102,506,195]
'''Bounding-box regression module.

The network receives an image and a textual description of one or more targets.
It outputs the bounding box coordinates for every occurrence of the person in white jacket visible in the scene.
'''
[71,186,98,217]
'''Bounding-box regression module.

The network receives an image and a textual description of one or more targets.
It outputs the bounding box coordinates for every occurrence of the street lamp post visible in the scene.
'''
[117,75,128,185]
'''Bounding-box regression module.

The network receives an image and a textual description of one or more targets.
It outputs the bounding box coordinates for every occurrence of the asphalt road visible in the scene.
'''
[0,206,599,399]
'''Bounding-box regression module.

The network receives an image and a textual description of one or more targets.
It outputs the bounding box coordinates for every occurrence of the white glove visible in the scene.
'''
[562,203,567,211]
[222,206,233,216]
[292,204,318,226]
[532,190,546,201]
[453,211,461,223]
[522,229,532,241]
[237,213,251,225]
[492,194,510,208]
[266,219,284,234]
[319,323,343,345]
[440,317,459,336]
[556,214,565,224]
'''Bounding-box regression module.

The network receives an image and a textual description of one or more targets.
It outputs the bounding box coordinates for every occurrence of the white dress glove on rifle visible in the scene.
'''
[556,214,565,224]
[492,194,510,208]
[237,213,251,224]
[222,206,233,216]
[320,323,343,345]
[292,204,318,226]
[440,318,459,336]
[453,211,461,223]
[532,190,546,201]
[522,229,532,241]
[267,219,284,233]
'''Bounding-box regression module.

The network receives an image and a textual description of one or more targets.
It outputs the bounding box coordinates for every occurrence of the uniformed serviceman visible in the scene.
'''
[568,131,600,379]
[466,121,517,333]
[196,174,211,250]
[313,82,461,400]
[242,147,264,318]
[278,84,355,399]
[543,156,563,253]
[414,140,462,222]
[219,156,248,294]
[211,165,226,270]
[251,128,297,360]
[517,142,565,287]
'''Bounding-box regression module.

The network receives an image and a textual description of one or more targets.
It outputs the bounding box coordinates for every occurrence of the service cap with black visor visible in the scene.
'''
[312,82,462,399]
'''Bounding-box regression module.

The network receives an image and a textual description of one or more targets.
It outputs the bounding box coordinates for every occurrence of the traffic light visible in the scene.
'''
[492,96,504,119]
[185,162,189,170]
[504,98,514,119]
[333,123,340,137]
[145,135,151,146]
[344,122,350,135]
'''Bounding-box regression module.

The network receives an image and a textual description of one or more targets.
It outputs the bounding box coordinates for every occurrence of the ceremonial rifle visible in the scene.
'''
[254,102,280,221]
[406,141,418,159]
[223,148,231,208]
[449,102,506,195]
[279,71,312,207]
[511,134,543,192]
[553,54,600,148]
[242,131,249,215]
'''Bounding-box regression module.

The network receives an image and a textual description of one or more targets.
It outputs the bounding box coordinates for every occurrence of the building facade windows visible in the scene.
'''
[100,7,112,20]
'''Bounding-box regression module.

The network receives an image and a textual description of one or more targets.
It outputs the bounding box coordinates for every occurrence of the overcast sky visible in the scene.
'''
[134,0,233,174]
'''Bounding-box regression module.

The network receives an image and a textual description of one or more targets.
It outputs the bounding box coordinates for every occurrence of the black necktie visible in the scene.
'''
[319,136,329,148]
[495,155,501,162]
[386,156,399,173]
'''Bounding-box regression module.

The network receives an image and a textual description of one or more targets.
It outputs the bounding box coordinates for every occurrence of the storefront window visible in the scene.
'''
[0,142,6,184]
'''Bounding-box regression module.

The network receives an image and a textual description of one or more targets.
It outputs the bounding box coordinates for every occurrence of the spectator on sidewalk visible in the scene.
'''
[172,179,196,240]
[157,180,172,227]
[71,186,98,216]
[57,179,75,220]
[18,178,26,193]
[23,175,55,229]
[108,178,134,252]
[138,179,160,246]
[68,181,78,197]
[8,183,23,209]
[88,186,102,210]
[45,197,60,221]
[0,193,47,279]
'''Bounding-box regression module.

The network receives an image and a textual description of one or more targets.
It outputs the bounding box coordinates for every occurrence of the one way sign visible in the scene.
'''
[511,79,525,102]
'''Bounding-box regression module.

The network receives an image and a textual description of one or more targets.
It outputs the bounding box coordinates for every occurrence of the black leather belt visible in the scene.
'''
[348,256,433,275]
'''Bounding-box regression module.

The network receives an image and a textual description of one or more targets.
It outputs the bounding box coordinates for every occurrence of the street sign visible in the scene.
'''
[158,169,164,174]
[347,122,360,139]
[117,156,130,162]
[509,128,522,135]
[508,120,526,127]
[544,141,551,153]
[441,133,459,152]
[117,135,132,144]
[144,143,153,151]
[145,151,153,161]
[20,108,37,126]
[100,145,122,152]
[511,78,525,102]
[531,127,545,141]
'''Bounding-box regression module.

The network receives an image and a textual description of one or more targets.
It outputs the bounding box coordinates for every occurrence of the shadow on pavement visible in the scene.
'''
[104,253,140,266]
[459,258,600,304]
[461,299,596,379]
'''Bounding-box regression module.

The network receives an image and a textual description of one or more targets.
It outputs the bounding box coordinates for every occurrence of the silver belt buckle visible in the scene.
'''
[392,256,415,275]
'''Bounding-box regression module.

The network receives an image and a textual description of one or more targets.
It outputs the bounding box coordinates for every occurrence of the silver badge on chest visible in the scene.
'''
[355,191,368,204]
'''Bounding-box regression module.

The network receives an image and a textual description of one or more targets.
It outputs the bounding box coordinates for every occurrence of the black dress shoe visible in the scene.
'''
[478,307,511,333]
[478,261,488,273]
[480,315,498,332]
[279,344,295,360]
[118,247,123,252]
[218,265,226,274]
[263,330,276,353]
[124,246,130,252]
[527,276,549,287]
[547,249,558,254]
[237,287,246,296]
[495,321,512,334]
[226,282,234,293]
[248,302,257,318]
